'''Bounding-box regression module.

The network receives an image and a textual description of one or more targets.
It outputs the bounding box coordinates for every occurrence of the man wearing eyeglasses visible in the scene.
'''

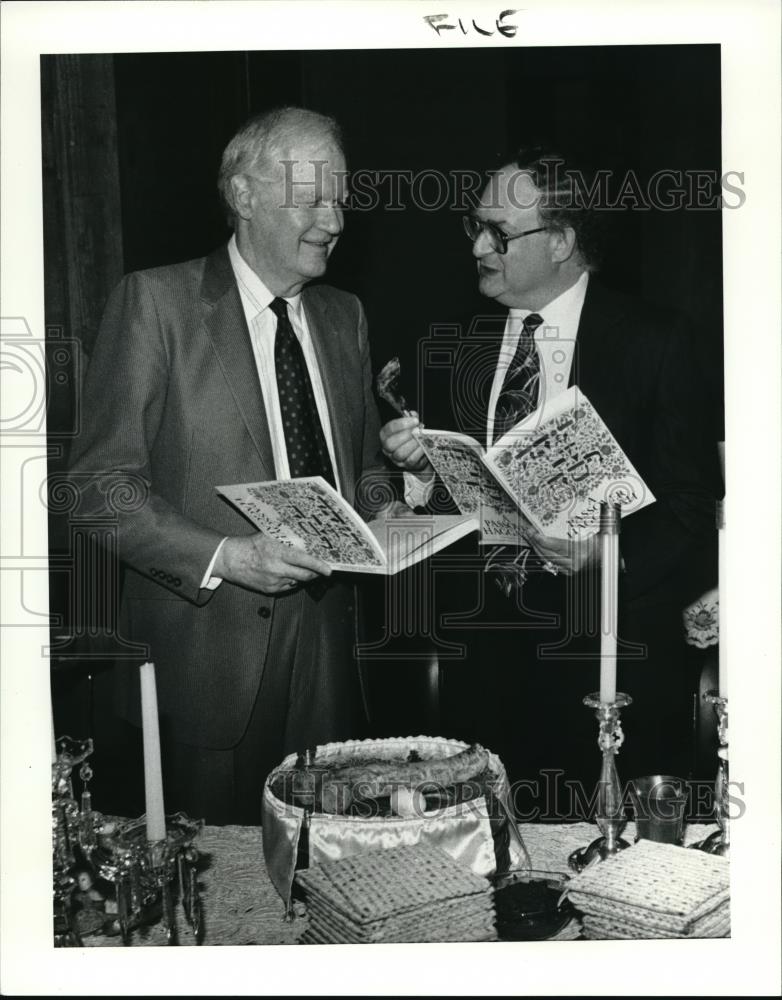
[69,107,386,823]
[380,146,719,800]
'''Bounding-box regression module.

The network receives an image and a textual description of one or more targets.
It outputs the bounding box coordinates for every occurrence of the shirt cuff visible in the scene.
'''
[403,471,435,509]
[200,537,228,590]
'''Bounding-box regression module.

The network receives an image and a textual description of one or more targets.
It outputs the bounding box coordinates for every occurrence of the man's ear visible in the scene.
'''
[230,174,256,221]
[549,226,577,263]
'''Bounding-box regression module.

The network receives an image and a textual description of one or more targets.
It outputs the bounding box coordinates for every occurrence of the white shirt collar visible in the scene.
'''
[227,234,303,318]
[509,270,589,333]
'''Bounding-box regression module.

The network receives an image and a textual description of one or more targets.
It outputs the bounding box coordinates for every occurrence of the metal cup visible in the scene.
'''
[629,775,687,845]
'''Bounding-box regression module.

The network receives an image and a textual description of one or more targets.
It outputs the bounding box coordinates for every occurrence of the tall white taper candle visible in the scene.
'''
[599,503,621,703]
[51,691,57,765]
[139,661,167,842]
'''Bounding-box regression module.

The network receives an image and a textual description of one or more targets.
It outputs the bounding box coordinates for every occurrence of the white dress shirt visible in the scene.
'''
[200,235,341,588]
[404,271,590,508]
[485,270,589,448]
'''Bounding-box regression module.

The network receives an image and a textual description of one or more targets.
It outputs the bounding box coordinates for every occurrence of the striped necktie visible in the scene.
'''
[492,312,544,443]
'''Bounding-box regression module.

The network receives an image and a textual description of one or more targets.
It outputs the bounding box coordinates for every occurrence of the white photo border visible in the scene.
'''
[1,1,780,994]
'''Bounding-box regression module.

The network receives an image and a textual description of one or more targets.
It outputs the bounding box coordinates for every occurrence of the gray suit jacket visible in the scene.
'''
[69,245,386,747]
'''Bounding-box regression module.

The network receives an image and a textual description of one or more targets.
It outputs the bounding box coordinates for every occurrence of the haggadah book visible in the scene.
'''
[216,477,479,575]
[417,385,655,544]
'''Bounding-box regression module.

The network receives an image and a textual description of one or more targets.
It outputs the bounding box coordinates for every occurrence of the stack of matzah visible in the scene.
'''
[296,842,497,944]
[567,840,730,939]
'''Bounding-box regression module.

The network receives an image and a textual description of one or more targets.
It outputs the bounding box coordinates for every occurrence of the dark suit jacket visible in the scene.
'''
[434,277,720,610]
[68,245,385,748]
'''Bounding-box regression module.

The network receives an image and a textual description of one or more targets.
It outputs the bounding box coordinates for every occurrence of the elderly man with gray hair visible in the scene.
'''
[69,107,385,823]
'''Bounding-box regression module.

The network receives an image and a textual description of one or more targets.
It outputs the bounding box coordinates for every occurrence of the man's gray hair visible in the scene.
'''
[217,106,344,226]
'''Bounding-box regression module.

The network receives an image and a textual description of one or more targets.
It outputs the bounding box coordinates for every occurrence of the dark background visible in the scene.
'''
[44,46,725,386]
[119,46,724,363]
[42,46,724,812]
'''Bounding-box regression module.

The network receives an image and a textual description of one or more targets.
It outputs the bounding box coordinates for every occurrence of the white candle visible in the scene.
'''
[139,662,167,842]
[599,529,618,703]
[718,499,727,698]
[50,692,57,765]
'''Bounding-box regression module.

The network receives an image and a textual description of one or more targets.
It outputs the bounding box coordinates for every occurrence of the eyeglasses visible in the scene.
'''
[462,215,548,255]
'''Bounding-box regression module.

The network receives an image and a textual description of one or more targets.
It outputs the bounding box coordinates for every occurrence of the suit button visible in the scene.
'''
[151,568,159,577]
[258,606,271,619]
[174,577,181,586]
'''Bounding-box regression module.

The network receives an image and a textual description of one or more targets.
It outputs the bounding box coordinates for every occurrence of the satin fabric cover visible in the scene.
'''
[262,735,524,904]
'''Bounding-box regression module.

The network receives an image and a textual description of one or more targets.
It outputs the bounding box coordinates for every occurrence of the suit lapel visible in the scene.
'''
[200,246,276,480]
[301,289,354,494]
[570,279,643,455]
[570,279,627,397]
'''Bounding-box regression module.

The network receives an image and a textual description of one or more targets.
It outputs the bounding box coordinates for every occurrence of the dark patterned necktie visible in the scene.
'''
[271,297,336,488]
[492,312,544,443]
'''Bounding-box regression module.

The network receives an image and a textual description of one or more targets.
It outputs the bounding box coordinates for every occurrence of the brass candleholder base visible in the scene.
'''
[569,693,632,873]
[692,694,729,858]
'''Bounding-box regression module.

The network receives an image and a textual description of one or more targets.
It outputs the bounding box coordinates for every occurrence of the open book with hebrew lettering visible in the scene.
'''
[417,385,655,545]
[216,477,479,575]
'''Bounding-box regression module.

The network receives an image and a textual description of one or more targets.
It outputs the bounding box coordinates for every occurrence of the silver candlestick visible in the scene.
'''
[692,694,729,858]
[52,736,106,946]
[90,813,204,945]
[52,735,203,945]
[568,693,633,872]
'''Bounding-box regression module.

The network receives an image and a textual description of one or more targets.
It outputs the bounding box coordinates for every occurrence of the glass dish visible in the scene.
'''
[489,868,575,941]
